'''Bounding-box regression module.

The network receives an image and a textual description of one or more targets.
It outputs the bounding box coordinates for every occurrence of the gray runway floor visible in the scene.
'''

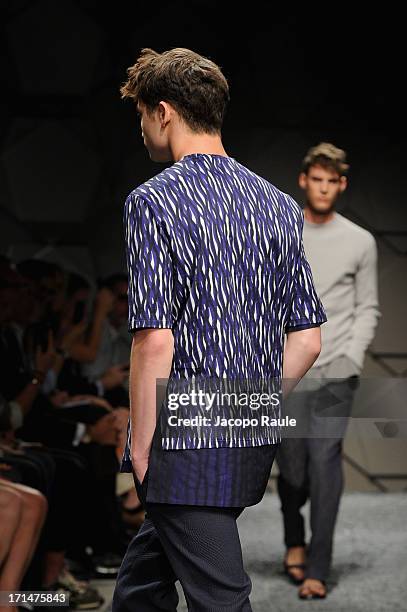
[96,491,407,612]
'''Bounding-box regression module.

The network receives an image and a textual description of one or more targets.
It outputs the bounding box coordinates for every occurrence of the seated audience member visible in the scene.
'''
[0,392,104,609]
[0,261,128,581]
[0,477,47,612]
[81,274,131,406]
[56,273,129,403]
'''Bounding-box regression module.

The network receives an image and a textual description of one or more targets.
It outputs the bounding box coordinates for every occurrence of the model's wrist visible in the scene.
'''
[131,451,149,464]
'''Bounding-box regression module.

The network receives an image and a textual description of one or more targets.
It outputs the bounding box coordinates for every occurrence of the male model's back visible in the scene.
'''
[120,152,326,507]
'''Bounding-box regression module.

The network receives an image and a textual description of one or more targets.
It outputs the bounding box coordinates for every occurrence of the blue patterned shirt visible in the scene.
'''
[120,153,326,480]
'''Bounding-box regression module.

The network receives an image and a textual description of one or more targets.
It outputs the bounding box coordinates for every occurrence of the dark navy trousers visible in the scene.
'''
[112,471,253,612]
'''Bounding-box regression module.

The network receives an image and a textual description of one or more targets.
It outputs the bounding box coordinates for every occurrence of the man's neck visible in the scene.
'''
[303,205,336,225]
[171,134,228,162]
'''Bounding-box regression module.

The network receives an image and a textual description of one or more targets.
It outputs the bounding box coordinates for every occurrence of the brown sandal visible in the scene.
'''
[283,561,306,585]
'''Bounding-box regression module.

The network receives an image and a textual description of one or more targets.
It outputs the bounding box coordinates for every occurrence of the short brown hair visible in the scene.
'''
[302,142,350,176]
[120,47,230,134]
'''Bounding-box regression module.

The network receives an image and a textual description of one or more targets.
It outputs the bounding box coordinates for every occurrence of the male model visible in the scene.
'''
[112,48,327,611]
[276,143,380,599]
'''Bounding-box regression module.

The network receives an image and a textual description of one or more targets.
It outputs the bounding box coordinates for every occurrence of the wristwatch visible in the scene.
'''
[30,370,45,385]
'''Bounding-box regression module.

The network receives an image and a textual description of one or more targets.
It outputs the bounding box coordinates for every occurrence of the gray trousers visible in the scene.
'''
[276,378,357,582]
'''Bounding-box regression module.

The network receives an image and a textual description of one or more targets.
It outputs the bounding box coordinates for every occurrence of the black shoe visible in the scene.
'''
[65,552,94,581]
[92,551,123,576]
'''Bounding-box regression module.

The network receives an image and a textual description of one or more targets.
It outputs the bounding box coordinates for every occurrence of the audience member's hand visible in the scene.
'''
[71,394,113,412]
[87,413,120,446]
[95,288,115,316]
[35,330,56,373]
[0,442,24,455]
[50,390,70,407]
[114,408,130,451]
[113,407,130,429]
[59,320,87,351]
[0,430,15,445]
[100,364,129,390]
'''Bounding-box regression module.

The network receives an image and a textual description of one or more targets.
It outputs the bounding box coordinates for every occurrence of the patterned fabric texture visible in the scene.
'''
[121,153,326,477]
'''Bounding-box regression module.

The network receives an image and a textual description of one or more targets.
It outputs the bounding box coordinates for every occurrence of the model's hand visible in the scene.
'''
[132,456,149,485]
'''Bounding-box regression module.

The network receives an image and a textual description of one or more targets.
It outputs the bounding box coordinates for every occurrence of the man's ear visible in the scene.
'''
[158,102,167,123]
[158,101,174,128]
[339,176,348,193]
[298,172,307,190]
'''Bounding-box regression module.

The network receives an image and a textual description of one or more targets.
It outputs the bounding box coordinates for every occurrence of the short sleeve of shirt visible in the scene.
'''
[124,192,175,332]
[285,219,327,333]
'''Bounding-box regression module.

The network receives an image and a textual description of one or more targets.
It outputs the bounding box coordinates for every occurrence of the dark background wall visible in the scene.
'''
[1,1,407,477]
[2,3,405,333]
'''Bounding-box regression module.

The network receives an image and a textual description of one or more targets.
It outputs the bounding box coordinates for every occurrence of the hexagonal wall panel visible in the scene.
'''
[2,119,102,223]
[6,0,106,96]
